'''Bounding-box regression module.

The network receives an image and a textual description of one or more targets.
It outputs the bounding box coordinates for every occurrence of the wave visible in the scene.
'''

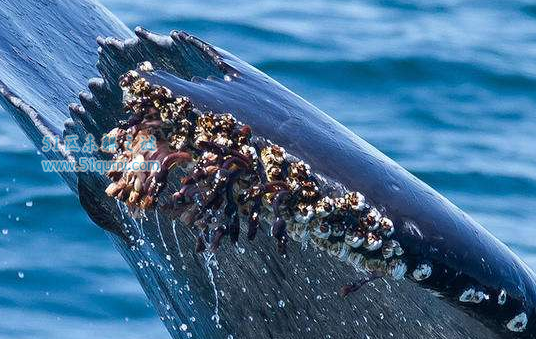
[412,169,536,196]
[256,57,536,91]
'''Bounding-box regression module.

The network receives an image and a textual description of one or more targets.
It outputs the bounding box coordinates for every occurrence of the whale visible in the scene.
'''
[0,1,534,338]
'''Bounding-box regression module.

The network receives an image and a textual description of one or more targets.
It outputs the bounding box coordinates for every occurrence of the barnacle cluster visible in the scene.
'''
[104,70,193,209]
[104,63,405,282]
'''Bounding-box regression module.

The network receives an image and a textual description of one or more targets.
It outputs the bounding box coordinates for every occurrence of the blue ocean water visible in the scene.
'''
[1,0,536,338]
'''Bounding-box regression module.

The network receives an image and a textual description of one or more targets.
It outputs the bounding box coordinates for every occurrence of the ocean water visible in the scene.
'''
[1,0,536,338]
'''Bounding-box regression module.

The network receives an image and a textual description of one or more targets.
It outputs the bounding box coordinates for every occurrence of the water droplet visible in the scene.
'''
[180,324,188,331]
[278,300,285,308]
[166,254,172,261]
[25,201,33,207]
[17,271,24,279]
[2,229,8,235]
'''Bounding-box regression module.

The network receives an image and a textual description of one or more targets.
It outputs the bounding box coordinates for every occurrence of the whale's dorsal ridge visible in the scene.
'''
[71,28,244,139]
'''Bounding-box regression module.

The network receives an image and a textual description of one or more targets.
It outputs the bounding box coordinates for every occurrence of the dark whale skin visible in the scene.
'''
[132,45,536,337]
[0,1,534,338]
[142,53,536,328]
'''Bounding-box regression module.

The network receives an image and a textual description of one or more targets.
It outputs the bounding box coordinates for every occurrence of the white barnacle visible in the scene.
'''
[363,233,382,251]
[261,145,286,164]
[507,312,528,332]
[459,288,476,303]
[332,225,345,237]
[105,127,121,140]
[139,61,154,72]
[312,223,331,239]
[119,70,140,90]
[472,291,490,303]
[365,208,380,231]
[459,288,489,304]
[345,191,365,211]
[389,260,407,280]
[290,160,311,177]
[295,205,314,224]
[382,245,393,259]
[334,197,349,211]
[380,217,394,237]
[382,240,403,259]
[315,197,335,217]
[240,145,257,160]
[498,289,507,305]
[412,263,432,281]
[345,232,364,249]
[213,134,232,147]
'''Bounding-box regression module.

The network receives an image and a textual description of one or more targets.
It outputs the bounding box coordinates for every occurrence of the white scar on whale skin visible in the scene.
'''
[204,252,222,329]
[412,263,432,281]
[172,220,184,258]
[130,216,145,239]
[155,209,169,253]
[117,200,147,242]
[116,200,126,220]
